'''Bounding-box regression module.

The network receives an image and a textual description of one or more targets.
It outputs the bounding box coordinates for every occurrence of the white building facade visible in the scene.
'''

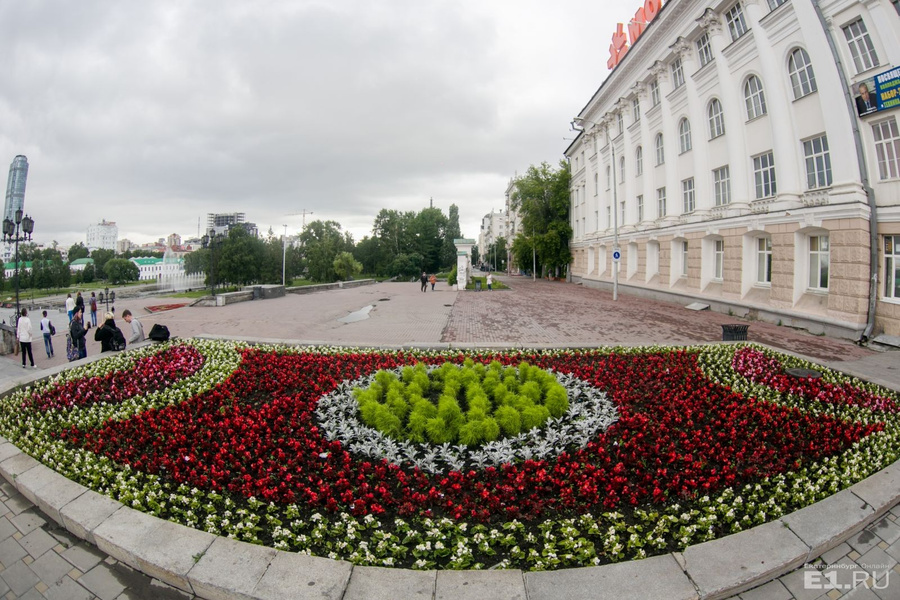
[86,219,118,251]
[478,209,507,267]
[566,0,900,339]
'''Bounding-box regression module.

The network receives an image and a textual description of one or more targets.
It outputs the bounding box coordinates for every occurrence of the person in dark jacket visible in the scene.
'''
[74,291,85,316]
[69,306,90,359]
[94,312,124,352]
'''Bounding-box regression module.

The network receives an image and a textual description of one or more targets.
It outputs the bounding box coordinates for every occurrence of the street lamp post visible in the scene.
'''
[282,224,288,287]
[97,287,115,315]
[2,209,35,322]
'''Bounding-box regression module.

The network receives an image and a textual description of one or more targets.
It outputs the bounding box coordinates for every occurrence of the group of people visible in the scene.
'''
[420,272,438,292]
[16,291,146,368]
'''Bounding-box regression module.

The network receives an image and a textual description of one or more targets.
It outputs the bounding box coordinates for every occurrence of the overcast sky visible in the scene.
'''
[0,1,633,248]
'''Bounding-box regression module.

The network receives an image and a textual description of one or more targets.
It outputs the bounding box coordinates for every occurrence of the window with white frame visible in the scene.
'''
[744,75,767,120]
[788,48,817,99]
[657,187,667,218]
[650,79,661,106]
[620,200,626,225]
[607,206,611,228]
[637,195,644,222]
[767,0,787,10]
[655,133,665,165]
[619,156,625,182]
[708,99,725,138]
[885,235,900,299]
[697,33,713,66]
[632,97,641,122]
[757,237,772,284]
[808,235,829,290]
[803,135,833,189]
[681,240,689,276]
[842,19,880,74]
[713,165,731,206]
[682,178,695,213]
[726,3,748,41]
[753,151,777,199]
[635,146,643,175]
[672,58,685,88]
[873,118,900,180]
[714,239,724,280]
[679,118,692,153]
[617,112,624,135]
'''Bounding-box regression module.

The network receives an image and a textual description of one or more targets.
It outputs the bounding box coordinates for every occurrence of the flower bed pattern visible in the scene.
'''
[0,341,897,571]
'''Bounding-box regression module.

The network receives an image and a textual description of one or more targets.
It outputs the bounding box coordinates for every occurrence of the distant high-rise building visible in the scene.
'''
[86,219,118,251]
[167,233,182,248]
[116,239,135,254]
[4,155,28,223]
[207,212,245,230]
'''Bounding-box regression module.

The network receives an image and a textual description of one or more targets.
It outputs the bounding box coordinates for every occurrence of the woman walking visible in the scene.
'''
[17,308,35,369]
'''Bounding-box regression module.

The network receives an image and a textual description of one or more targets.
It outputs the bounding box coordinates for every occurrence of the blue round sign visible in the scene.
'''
[612,250,621,261]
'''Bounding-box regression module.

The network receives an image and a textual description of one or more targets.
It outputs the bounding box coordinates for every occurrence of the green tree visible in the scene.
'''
[217,226,264,286]
[471,245,479,267]
[510,161,572,278]
[411,207,447,274]
[104,258,140,284]
[486,236,508,272]
[68,242,90,261]
[333,251,362,280]
[353,236,380,276]
[389,252,425,279]
[183,249,207,276]
[90,248,116,278]
[441,204,462,268]
[81,263,95,284]
[300,220,354,282]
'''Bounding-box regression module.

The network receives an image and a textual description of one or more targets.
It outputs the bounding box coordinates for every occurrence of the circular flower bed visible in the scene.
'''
[0,340,896,571]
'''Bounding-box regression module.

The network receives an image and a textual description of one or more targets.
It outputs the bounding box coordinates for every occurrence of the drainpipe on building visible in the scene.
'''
[810,0,879,343]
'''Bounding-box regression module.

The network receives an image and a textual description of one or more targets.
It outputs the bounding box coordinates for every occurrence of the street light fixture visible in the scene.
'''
[2,209,35,322]
[97,287,115,315]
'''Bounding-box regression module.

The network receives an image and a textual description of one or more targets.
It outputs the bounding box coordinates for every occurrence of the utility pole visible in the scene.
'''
[282,224,288,286]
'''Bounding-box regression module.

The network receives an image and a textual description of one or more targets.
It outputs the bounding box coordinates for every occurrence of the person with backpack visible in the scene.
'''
[69,306,90,360]
[39,310,55,358]
[89,292,98,327]
[94,312,126,352]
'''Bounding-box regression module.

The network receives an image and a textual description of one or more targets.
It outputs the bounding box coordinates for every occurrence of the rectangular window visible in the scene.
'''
[726,3,748,42]
[886,235,900,298]
[767,0,787,10]
[650,79,661,106]
[672,58,685,88]
[713,166,731,206]
[637,195,644,222]
[757,237,772,284]
[594,173,599,196]
[620,200,625,225]
[657,187,667,218]
[808,235,829,289]
[607,206,611,228]
[595,210,599,231]
[697,33,713,67]
[843,19,880,74]
[714,240,724,280]
[873,118,900,180]
[753,151,777,199]
[617,112,624,135]
[632,97,641,122]
[681,241,689,277]
[803,135,833,189]
[682,178,695,213]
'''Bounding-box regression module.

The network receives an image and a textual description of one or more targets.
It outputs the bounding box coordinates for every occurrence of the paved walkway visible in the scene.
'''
[0,276,895,599]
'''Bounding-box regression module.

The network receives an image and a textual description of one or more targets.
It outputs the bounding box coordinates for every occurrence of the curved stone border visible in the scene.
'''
[0,340,897,600]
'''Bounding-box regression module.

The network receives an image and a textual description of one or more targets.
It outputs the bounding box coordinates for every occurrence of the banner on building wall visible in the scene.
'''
[851,66,900,117]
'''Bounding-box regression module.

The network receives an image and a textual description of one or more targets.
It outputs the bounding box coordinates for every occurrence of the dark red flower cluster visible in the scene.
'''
[61,347,882,523]
[732,346,897,413]
[28,345,204,412]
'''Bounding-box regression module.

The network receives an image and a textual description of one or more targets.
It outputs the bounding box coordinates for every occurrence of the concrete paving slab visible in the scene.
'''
[92,507,164,570]
[29,472,88,526]
[782,489,877,560]
[737,578,793,599]
[28,550,76,586]
[0,442,21,463]
[856,546,898,581]
[130,519,216,594]
[10,509,47,536]
[851,461,900,519]
[79,561,129,600]
[343,565,435,600]
[435,569,526,600]
[43,576,95,600]
[61,542,106,573]
[1,558,40,596]
[0,515,16,541]
[19,527,58,559]
[870,517,900,546]
[525,554,698,600]
[13,462,67,508]
[251,550,352,600]
[0,535,27,566]
[0,451,39,482]
[59,490,123,545]
[3,491,32,515]
[773,566,824,600]
[186,535,276,600]
[683,520,810,599]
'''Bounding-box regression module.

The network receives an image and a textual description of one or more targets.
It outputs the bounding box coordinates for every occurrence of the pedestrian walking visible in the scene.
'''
[122,309,145,344]
[89,292,98,327]
[39,310,55,358]
[420,271,427,293]
[429,274,437,291]
[75,291,85,320]
[17,308,35,369]
[65,293,75,322]
[486,272,493,291]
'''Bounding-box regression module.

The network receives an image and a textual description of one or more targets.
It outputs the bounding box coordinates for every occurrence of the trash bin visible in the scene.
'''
[721,324,749,341]
[475,281,482,292]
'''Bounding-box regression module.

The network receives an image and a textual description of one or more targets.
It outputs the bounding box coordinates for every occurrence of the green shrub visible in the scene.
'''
[545,385,569,418]
[426,417,454,444]
[495,405,522,436]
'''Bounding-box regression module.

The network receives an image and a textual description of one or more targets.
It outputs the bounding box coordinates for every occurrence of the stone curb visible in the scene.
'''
[0,342,894,599]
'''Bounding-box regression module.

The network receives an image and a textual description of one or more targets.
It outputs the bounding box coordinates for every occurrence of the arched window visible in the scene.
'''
[619,156,626,182]
[635,146,643,176]
[744,75,767,120]
[678,118,692,153]
[788,48,817,99]
[655,133,665,165]
[708,99,725,138]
